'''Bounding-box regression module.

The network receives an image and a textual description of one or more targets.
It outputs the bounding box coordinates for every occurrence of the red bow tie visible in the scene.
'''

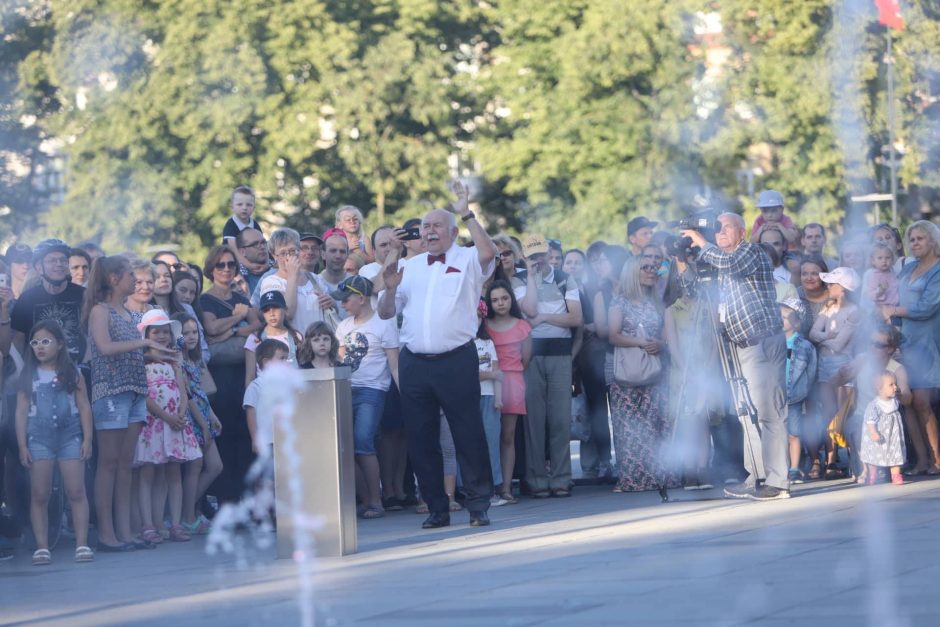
[427,253,446,265]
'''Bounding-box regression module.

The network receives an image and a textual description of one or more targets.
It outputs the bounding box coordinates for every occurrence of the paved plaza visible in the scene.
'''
[2,475,939,626]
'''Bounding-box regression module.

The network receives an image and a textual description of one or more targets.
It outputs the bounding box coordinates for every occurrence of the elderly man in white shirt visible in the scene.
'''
[379,181,497,529]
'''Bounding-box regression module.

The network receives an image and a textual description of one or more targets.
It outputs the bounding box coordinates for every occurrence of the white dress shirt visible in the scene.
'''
[395,243,494,354]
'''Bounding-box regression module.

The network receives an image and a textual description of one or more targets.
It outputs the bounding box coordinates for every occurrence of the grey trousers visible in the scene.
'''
[524,354,573,491]
[735,332,789,490]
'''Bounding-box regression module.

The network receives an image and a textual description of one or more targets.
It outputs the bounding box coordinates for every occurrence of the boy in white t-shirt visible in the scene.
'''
[243,339,290,457]
[331,276,399,519]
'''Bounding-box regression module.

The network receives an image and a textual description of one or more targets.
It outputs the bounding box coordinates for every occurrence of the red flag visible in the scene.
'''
[875,0,905,31]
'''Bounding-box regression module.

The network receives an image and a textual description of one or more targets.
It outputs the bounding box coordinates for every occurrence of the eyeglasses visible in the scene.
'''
[640,264,657,273]
[338,280,364,297]
[30,338,54,347]
[214,260,238,270]
[275,248,299,259]
[239,239,266,249]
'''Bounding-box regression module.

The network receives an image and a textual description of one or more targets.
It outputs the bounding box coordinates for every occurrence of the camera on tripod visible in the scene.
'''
[662,210,719,258]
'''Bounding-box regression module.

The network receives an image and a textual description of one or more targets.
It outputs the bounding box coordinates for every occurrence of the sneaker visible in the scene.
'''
[490,495,509,507]
[749,485,791,501]
[0,547,14,562]
[723,482,755,499]
[788,469,804,484]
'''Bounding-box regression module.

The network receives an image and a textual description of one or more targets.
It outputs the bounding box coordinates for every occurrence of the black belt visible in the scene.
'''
[738,332,775,348]
[405,341,473,361]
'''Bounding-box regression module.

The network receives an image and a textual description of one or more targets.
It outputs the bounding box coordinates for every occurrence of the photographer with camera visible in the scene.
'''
[681,213,790,501]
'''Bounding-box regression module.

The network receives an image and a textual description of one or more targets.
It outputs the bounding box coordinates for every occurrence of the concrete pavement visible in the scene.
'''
[2,477,939,626]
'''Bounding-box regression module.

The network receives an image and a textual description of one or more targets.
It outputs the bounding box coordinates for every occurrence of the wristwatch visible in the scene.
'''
[461,212,476,222]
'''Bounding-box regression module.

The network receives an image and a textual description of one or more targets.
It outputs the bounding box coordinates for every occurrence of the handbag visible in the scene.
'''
[200,362,217,396]
[203,293,248,366]
[613,346,662,386]
[207,334,247,366]
[570,393,590,441]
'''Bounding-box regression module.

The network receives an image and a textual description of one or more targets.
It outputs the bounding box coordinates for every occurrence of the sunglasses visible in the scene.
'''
[338,280,364,297]
[170,262,185,271]
[30,338,54,347]
[214,260,238,270]
[640,264,657,273]
[499,250,514,258]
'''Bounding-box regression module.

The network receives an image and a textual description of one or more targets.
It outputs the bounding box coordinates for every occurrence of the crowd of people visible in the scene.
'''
[2,182,940,564]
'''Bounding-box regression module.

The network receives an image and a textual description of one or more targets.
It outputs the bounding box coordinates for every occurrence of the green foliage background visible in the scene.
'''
[1,0,938,261]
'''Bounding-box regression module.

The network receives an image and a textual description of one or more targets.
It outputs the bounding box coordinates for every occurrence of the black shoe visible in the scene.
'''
[469,511,490,527]
[723,482,755,499]
[421,512,450,529]
[96,542,137,553]
[382,497,404,512]
[749,485,791,501]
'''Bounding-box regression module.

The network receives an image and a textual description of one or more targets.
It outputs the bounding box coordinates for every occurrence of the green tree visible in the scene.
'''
[475,0,701,245]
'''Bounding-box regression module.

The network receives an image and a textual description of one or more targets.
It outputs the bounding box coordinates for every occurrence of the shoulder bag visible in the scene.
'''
[613,345,662,387]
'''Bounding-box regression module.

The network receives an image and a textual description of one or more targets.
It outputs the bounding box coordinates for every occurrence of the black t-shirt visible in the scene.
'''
[222,217,261,243]
[11,283,87,363]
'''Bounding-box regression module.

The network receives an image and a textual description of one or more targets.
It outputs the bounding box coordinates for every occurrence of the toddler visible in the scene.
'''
[779,299,817,483]
[861,242,899,309]
[860,372,906,485]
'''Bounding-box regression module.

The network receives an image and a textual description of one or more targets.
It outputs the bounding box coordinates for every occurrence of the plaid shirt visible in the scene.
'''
[697,241,782,345]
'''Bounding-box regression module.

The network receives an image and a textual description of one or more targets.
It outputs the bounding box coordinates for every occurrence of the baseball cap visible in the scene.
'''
[4,243,32,264]
[322,227,347,242]
[299,232,323,245]
[756,190,785,209]
[329,275,373,300]
[259,289,288,311]
[627,216,658,236]
[778,297,806,319]
[819,267,860,291]
[521,234,549,258]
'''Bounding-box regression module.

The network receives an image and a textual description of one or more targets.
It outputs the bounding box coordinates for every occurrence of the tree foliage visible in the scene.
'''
[2,1,940,258]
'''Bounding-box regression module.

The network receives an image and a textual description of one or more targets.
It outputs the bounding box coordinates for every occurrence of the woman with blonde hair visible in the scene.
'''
[882,221,940,474]
[607,256,673,492]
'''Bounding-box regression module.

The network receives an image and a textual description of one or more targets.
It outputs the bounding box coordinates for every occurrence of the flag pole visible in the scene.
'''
[887,30,898,225]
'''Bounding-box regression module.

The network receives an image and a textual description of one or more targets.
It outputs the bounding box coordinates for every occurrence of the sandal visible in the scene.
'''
[807,461,822,480]
[32,549,52,566]
[360,506,385,519]
[499,492,518,505]
[448,500,463,512]
[927,465,940,476]
[140,527,163,544]
[415,502,429,514]
[74,546,95,563]
[168,524,191,542]
[531,490,551,499]
[550,488,571,498]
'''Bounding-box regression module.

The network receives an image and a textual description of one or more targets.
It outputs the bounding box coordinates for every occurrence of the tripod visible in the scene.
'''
[659,276,764,503]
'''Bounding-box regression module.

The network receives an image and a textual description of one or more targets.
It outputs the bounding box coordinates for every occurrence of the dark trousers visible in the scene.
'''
[400,343,493,514]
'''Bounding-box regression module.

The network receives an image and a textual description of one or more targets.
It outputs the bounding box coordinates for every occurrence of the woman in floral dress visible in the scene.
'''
[608,256,675,492]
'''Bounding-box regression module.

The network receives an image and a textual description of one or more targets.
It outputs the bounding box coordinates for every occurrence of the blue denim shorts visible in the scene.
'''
[786,403,802,438]
[92,391,148,431]
[28,415,83,461]
[352,386,386,455]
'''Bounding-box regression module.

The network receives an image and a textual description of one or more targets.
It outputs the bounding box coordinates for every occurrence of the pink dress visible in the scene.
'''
[486,319,532,415]
[135,362,202,465]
